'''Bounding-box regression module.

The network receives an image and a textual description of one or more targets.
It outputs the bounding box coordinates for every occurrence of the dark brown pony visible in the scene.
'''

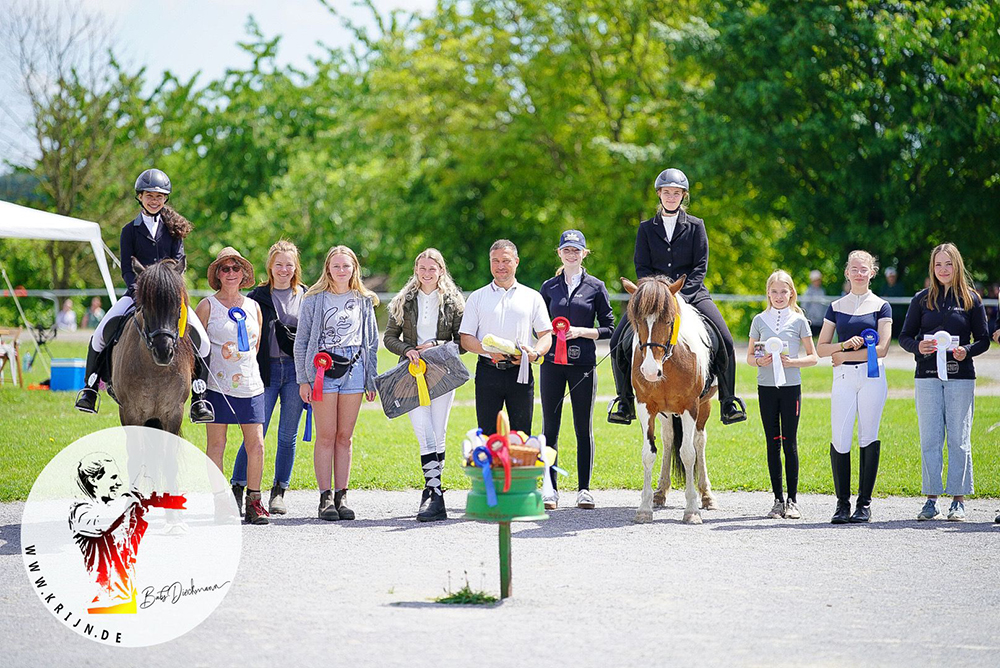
[112,258,194,435]
[623,275,718,524]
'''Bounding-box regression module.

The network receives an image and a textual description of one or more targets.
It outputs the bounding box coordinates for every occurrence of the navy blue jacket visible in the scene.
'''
[898,289,990,380]
[119,213,185,297]
[539,270,614,366]
[634,210,709,302]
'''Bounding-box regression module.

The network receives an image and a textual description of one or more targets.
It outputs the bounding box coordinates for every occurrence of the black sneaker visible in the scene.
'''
[720,397,748,425]
[74,387,100,414]
[607,397,635,425]
[417,489,447,522]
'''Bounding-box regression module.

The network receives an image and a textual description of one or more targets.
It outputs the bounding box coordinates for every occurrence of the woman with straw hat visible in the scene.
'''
[195,247,268,525]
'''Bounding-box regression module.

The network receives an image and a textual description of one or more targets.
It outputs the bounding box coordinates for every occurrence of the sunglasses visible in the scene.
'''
[218,265,243,274]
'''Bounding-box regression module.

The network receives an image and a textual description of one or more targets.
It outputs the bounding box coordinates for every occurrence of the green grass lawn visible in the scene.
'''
[2,340,999,501]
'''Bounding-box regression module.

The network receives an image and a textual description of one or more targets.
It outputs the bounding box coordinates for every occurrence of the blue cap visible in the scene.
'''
[559,229,587,250]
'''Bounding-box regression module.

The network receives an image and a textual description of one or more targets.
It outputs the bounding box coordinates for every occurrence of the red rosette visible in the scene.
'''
[485,433,512,493]
[552,316,570,365]
[312,352,333,402]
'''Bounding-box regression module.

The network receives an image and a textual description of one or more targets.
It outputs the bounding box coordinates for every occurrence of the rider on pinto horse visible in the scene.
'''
[608,167,748,426]
[74,169,215,423]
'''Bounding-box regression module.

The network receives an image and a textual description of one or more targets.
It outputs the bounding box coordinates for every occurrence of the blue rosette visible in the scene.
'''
[861,328,880,378]
[473,446,498,507]
[228,307,250,352]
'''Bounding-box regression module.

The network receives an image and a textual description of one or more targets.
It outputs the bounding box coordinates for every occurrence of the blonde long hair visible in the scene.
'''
[388,248,464,323]
[766,270,803,314]
[260,240,303,290]
[926,243,975,311]
[305,245,380,305]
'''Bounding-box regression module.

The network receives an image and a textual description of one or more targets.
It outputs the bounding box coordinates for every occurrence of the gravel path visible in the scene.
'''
[3,489,999,667]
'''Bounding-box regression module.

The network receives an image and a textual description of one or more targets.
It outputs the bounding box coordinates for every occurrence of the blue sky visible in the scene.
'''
[0,0,436,167]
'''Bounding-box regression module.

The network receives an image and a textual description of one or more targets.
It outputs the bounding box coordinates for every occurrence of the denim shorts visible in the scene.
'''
[321,346,365,395]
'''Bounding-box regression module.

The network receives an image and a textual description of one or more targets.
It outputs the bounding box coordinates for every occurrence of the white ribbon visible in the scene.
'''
[517,345,531,384]
[764,337,786,386]
[928,331,958,381]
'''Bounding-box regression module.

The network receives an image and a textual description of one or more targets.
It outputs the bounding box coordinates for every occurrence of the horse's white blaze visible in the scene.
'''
[676,294,711,384]
[639,314,661,382]
[679,410,701,523]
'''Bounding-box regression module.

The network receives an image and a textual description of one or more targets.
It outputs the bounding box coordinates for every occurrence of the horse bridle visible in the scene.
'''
[637,294,682,364]
[133,306,180,354]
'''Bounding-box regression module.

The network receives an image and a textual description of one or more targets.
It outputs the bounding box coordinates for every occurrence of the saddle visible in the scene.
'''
[95,307,136,403]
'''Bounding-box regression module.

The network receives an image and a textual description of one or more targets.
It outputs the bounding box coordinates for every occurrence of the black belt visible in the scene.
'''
[479,356,517,371]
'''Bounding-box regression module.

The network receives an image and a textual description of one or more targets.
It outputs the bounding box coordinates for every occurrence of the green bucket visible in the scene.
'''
[463,465,548,522]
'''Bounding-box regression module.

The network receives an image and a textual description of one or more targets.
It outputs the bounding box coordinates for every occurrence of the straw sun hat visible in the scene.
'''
[207,247,255,290]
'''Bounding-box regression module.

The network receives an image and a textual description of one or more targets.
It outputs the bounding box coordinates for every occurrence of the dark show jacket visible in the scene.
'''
[633,209,709,302]
[119,214,184,297]
[247,284,304,387]
[898,289,990,380]
[539,270,614,367]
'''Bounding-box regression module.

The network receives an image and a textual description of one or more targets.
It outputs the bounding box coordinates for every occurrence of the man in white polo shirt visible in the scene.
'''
[460,239,553,434]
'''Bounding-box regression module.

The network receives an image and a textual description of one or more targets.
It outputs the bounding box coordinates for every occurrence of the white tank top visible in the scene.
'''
[206,295,264,398]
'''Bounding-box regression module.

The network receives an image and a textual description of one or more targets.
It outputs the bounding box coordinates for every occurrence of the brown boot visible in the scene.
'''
[268,485,287,515]
[334,489,355,520]
[244,491,270,525]
[318,490,339,521]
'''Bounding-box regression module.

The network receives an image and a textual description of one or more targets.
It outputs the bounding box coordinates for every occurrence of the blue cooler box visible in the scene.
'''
[50,358,86,391]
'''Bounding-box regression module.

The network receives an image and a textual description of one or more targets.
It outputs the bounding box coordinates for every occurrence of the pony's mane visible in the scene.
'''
[135,259,187,315]
[627,277,676,327]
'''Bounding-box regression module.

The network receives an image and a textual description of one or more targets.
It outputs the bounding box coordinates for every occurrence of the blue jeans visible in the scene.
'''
[231,358,304,489]
[915,378,975,496]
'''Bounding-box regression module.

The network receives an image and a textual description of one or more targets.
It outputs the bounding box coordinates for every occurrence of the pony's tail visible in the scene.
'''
[671,414,684,486]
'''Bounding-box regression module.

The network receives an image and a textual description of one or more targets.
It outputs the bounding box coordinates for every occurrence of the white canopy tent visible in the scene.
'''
[0,199,117,303]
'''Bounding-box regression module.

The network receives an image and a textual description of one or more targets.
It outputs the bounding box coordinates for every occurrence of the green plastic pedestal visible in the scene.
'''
[463,465,547,599]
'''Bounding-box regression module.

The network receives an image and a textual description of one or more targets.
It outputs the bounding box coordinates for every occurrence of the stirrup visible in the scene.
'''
[607,397,635,425]
[190,399,215,424]
[74,387,100,414]
[720,396,748,425]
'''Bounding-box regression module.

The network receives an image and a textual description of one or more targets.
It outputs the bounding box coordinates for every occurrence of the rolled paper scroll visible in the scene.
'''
[764,337,786,387]
[312,352,332,402]
[486,433,512,493]
[408,358,431,406]
[303,404,313,442]
[228,307,250,352]
[472,446,498,507]
[552,316,570,365]
[861,328,880,378]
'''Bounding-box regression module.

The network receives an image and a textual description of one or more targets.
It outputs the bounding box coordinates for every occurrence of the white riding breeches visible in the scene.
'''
[830,362,887,454]
[90,295,210,357]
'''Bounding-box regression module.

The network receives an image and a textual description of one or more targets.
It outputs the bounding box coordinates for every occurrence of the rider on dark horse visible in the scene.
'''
[75,169,215,423]
[608,167,748,426]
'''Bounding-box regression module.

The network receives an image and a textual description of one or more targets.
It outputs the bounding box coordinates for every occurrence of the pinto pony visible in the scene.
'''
[112,259,195,435]
[622,276,718,524]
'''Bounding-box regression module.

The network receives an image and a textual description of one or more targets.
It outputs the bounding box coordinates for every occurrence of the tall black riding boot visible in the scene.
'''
[608,320,636,425]
[830,445,852,524]
[716,350,747,425]
[851,441,881,523]
[189,354,215,423]
[74,345,102,413]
